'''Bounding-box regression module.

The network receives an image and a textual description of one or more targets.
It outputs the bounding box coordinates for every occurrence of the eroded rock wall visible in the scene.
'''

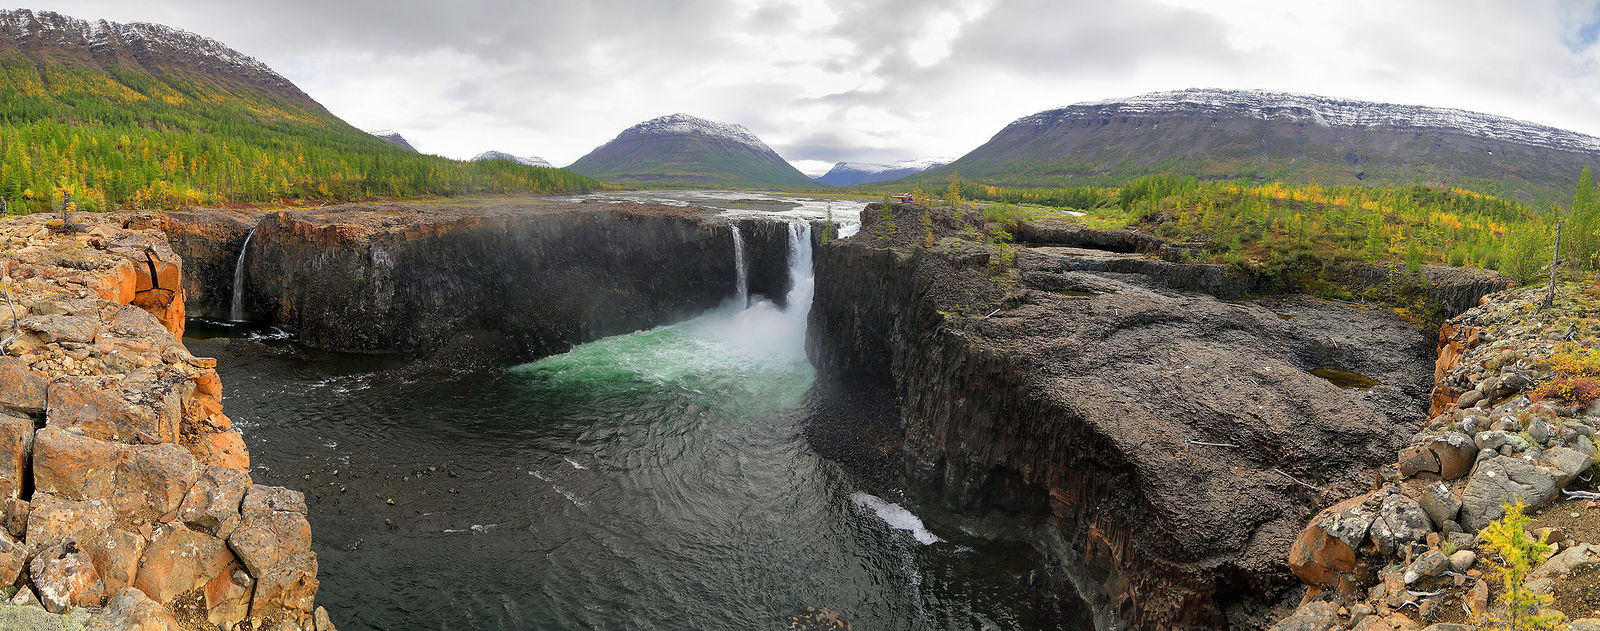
[0,215,321,629]
[808,203,1506,629]
[159,201,798,361]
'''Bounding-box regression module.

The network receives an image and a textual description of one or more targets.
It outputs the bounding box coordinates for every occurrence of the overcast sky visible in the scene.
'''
[23,0,1600,175]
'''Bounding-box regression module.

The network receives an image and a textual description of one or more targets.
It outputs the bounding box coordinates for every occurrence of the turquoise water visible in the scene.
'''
[185,297,1060,630]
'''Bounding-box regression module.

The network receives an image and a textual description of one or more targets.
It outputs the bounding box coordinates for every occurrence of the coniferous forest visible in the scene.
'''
[0,57,604,213]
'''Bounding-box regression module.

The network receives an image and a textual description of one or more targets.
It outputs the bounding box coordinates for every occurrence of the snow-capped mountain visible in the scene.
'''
[1021,88,1600,153]
[925,88,1600,200]
[0,9,309,101]
[369,130,418,152]
[816,158,951,186]
[472,151,552,168]
[612,114,772,151]
[568,114,814,188]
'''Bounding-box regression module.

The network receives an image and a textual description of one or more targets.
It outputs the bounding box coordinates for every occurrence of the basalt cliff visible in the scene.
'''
[155,199,803,361]
[805,202,1510,629]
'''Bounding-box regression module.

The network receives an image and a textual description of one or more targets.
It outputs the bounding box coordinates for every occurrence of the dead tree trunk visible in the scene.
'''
[1542,221,1562,310]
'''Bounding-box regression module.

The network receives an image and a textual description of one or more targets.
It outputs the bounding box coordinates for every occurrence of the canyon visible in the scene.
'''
[137,195,1507,629]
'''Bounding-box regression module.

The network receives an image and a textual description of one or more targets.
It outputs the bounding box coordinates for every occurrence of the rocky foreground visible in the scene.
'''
[0,213,327,630]
[1276,278,1600,630]
[806,202,1511,629]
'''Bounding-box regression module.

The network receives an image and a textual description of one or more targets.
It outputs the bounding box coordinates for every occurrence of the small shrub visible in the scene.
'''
[1548,344,1600,378]
[1529,376,1600,407]
[1478,501,1564,630]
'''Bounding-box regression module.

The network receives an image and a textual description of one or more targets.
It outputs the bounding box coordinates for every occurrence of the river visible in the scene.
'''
[184,191,1069,630]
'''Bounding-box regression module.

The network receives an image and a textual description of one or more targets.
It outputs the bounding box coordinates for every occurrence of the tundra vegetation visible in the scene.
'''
[873,168,1600,290]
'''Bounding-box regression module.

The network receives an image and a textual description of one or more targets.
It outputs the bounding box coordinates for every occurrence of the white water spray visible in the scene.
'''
[229,228,255,322]
[850,492,941,545]
[784,222,814,321]
[731,225,749,308]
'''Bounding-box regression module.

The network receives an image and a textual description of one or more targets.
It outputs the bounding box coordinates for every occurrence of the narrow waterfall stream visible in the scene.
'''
[731,224,749,308]
[187,210,1067,630]
[230,227,255,322]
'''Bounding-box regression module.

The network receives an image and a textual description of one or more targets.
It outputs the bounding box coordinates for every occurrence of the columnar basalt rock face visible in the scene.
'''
[0,214,319,628]
[807,203,1508,630]
[157,199,797,362]
[126,210,256,321]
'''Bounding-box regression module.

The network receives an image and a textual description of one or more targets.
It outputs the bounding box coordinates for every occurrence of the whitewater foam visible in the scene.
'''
[850,492,941,545]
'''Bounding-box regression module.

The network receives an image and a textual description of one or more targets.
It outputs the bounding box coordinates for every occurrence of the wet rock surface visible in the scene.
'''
[0,214,322,629]
[806,203,1500,629]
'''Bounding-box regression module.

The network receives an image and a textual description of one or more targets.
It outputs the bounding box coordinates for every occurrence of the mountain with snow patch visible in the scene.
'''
[369,130,418,152]
[473,151,552,168]
[920,88,1600,201]
[567,114,814,188]
[816,158,950,186]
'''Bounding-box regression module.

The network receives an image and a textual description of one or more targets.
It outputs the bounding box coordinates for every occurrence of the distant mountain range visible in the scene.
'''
[816,158,949,186]
[914,88,1600,201]
[473,151,552,168]
[369,130,417,152]
[567,114,815,188]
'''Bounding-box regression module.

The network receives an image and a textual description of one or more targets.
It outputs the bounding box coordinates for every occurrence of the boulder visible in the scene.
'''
[0,415,32,499]
[1457,390,1483,409]
[30,540,105,613]
[81,527,145,594]
[25,493,114,550]
[205,431,250,471]
[1530,543,1600,580]
[1459,455,1558,531]
[1425,432,1478,479]
[229,509,312,577]
[8,584,40,608]
[20,315,98,344]
[1404,549,1449,584]
[1288,494,1376,585]
[1369,492,1431,555]
[0,356,47,414]
[32,429,200,521]
[134,523,235,604]
[250,551,318,620]
[1,497,27,539]
[85,587,181,631]
[178,465,251,538]
[203,561,252,629]
[45,375,184,445]
[1398,444,1440,478]
[1541,446,1593,488]
[242,485,307,515]
[0,530,25,586]
[315,606,336,631]
[1401,478,1461,530]
[1267,600,1340,631]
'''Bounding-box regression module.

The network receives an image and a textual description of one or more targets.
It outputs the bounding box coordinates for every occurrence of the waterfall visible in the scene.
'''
[229,228,255,322]
[731,224,749,308]
[784,222,813,321]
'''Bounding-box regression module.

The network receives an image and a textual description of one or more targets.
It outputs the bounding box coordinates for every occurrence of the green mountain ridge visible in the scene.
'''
[0,8,601,212]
